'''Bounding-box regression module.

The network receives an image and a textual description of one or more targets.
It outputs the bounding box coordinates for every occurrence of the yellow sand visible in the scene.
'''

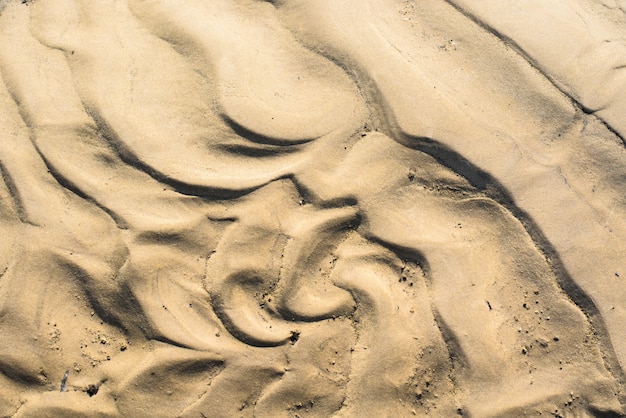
[0,0,625,416]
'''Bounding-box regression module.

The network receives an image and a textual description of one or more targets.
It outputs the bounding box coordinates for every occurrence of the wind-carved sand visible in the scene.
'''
[0,0,625,416]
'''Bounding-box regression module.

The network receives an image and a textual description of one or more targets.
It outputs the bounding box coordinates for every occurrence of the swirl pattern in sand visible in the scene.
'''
[0,0,625,416]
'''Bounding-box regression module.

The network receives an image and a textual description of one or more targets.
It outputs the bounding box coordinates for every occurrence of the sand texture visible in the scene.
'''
[0,0,625,416]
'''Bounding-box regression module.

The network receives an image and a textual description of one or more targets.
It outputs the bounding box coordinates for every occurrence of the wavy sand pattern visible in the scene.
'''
[0,0,625,416]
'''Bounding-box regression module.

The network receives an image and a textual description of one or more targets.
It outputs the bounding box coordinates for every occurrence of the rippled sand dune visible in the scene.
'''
[0,0,626,416]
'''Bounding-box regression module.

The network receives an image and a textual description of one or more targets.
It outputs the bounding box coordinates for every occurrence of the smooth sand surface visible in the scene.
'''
[0,0,626,416]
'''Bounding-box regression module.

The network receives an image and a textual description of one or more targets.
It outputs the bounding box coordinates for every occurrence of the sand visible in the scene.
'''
[0,0,625,416]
